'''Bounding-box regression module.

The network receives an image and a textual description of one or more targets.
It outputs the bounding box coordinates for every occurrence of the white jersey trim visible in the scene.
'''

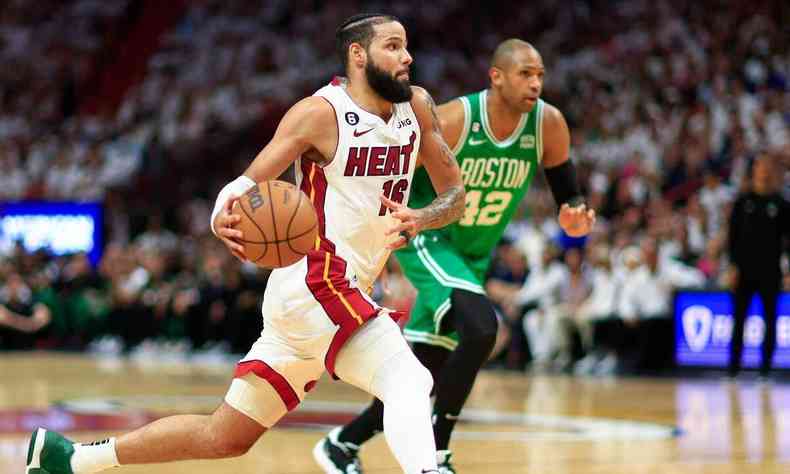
[452,97,472,155]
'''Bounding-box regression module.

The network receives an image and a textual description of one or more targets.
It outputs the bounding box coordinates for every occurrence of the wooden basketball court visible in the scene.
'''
[1,352,788,473]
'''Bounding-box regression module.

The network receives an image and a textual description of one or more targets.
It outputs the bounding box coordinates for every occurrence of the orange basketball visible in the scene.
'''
[233,180,318,268]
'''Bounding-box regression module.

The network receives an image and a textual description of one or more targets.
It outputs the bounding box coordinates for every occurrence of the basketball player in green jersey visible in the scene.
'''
[314,39,595,474]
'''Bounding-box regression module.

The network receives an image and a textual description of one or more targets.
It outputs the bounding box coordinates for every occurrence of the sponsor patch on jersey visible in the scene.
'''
[520,135,535,149]
[396,118,412,128]
[345,111,360,125]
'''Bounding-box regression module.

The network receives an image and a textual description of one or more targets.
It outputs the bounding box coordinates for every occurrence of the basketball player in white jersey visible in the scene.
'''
[25,14,463,474]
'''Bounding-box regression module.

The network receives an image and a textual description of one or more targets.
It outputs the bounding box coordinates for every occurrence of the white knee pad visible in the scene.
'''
[371,349,433,404]
[335,315,417,394]
[224,374,288,428]
[333,315,433,405]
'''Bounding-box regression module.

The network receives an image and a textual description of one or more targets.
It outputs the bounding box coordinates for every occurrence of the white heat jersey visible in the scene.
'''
[291,78,421,292]
[241,79,421,380]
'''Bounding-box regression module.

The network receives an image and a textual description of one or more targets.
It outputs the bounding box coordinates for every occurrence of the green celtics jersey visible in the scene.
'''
[408,90,544,258]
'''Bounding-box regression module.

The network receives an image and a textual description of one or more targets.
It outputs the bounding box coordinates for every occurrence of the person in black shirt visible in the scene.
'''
[728,155,790,378]
[0,272,52,350]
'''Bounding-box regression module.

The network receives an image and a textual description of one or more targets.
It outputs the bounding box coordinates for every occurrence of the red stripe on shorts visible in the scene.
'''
[301,163,379,378]
[234,360,299,411]
[305,250,380,378]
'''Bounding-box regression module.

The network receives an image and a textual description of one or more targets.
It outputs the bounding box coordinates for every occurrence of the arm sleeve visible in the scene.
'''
[543,160,584,207]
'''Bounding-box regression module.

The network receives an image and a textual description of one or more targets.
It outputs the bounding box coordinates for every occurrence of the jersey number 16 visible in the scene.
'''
[378,178,409,216]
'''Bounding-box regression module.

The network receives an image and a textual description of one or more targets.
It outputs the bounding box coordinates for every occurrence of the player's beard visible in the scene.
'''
[365,59,412,103]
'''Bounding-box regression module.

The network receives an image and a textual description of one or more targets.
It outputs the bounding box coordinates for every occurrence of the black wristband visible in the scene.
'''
[544,160,584,207]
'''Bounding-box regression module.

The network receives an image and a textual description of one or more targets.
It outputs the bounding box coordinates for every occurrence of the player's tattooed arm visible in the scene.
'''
[382,87,464,250]
[380,182,464,250]
[416,184,465,230]
[412,87,465,230]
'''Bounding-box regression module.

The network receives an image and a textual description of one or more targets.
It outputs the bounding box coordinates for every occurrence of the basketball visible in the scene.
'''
[233,180,318,268]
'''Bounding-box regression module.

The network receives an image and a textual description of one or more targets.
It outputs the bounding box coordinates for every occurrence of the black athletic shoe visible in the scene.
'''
[437,450,456,474]
[313,427,363,474]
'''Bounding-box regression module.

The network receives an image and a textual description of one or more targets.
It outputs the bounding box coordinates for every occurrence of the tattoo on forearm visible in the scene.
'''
[435,133,455,168]
[421,91,441,133]
[420,91,455,168]
[412,89,465,230]
[417,185,465,230]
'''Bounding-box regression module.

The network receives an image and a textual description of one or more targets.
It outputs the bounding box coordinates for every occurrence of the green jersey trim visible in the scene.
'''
[413,235,486,294]
[451,97,472,155]
[479,89,528,148]
[433,298,452,333]
[403,329,458,350]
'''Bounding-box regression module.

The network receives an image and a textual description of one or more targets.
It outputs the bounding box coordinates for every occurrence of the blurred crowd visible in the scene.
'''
[1,1,788,374]
[0,228,267,362]
[0,0,148,203]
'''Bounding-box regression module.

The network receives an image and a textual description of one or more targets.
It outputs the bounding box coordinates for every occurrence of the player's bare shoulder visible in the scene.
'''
[408,86,438,130]
[435,99,465,150]
[283,96,336,127]
[279,96,338,163]
[437,98,464,124]
[539,101,570,167]
[541,101,567,130]
[409,87,464,149]
[407,86,463,185]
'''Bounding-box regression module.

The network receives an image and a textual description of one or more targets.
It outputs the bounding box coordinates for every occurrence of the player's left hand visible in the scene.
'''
[380,194,420,250]
[558,203,596,237]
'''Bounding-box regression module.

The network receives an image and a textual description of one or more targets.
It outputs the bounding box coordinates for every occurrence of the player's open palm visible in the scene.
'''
[558,203,596,237]
[213,195,246,261]
[381,194,420,250]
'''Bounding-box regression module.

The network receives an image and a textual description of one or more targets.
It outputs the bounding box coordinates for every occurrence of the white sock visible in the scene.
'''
[70,438,120,473]
[371,351,438,474]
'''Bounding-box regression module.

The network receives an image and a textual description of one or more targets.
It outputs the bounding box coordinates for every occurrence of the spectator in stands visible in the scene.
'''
[135,212,178,254]
[573,244,622,375]
[0,272,51,349]
[0,142,30,199]
[488,242,567,372]
[60,253,109,346]
[618,237,706,372]
[699,163,734,238]
[551,247,591,369]
[485,239,528,369]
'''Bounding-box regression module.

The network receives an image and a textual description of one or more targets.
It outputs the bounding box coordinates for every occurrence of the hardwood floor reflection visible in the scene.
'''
[1,353,788,473]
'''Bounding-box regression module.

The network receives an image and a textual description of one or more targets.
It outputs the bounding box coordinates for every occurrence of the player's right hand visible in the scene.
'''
[558,203,596,237]
[381,194,420,250]
[213,195,246,261]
